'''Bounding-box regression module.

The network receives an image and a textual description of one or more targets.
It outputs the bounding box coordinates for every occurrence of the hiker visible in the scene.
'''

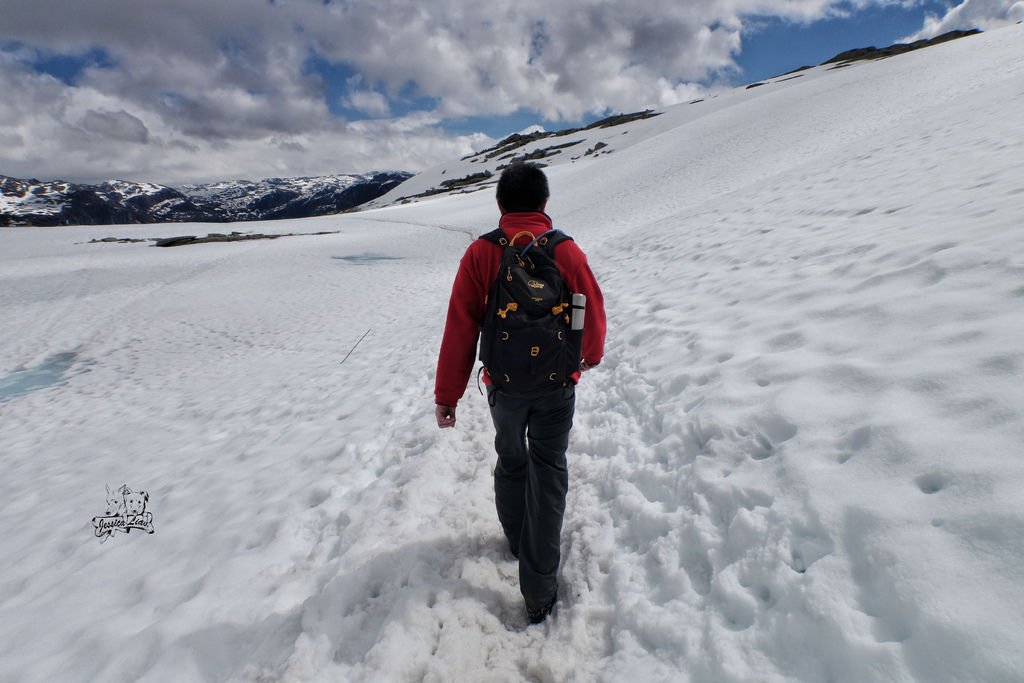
[434,161,606,624]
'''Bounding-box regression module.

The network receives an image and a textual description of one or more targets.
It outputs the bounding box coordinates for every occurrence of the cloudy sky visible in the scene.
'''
[1,0,1020,185]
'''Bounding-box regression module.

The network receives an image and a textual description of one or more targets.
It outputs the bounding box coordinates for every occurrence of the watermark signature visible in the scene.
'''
[92,484,154,543]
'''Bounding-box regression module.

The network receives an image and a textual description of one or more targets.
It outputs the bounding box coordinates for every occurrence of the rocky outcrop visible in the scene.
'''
[822,29,981,65]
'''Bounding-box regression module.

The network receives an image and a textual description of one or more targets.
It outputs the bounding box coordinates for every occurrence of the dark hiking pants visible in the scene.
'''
[488,384,575,608]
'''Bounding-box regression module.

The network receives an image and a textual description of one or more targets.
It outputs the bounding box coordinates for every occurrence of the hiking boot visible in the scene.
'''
[526,591,557,624]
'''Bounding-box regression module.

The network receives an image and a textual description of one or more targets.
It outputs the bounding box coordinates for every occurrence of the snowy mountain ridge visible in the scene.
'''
[0,172,411,226]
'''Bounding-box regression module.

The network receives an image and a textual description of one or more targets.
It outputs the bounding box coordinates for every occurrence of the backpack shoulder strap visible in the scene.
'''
[544,230,573,251]
[523,229,573,257]
[479,228,506,246]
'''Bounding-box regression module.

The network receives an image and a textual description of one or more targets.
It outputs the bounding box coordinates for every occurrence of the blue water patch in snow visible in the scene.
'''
[0,352,85,404]
[332,253,403,264]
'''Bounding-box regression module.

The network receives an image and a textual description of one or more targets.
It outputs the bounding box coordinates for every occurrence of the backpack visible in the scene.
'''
[478,228,582,396]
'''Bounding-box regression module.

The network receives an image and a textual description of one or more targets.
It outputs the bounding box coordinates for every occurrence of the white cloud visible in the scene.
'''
[906,0,1024,39]
[0,0,934,183]
[344,91,392,118]
[0,51,481,184]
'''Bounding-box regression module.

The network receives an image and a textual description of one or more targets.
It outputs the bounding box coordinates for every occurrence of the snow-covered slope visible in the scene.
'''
[367,30,986,212]
[1,24,1023,683]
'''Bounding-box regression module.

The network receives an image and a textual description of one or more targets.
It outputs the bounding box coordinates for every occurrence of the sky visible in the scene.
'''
[0,0,1020,185]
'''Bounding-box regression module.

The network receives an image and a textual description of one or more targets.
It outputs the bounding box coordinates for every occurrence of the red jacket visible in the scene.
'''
[435,212,606,407]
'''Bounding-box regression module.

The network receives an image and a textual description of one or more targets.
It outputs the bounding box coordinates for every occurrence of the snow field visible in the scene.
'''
[1,23,1023,683]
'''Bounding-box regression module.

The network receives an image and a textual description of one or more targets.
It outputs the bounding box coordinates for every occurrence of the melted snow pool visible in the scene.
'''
[332,253,403,264]
[0,352,86,403]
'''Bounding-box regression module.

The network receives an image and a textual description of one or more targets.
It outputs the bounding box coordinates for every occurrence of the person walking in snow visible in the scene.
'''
[434,161,606,624]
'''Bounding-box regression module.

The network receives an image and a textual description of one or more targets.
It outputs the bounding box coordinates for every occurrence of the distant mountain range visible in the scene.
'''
[0,172,412,227]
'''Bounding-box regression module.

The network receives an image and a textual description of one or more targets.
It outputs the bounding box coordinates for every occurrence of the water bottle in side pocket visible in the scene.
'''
[570,293,586,331]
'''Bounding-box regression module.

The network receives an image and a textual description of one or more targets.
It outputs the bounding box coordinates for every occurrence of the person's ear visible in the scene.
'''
[497,200,507,215]
[539,199,548,212]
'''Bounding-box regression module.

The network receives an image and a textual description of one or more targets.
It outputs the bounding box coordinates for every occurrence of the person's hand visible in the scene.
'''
[580,359,597,372]
[435,404,457,429]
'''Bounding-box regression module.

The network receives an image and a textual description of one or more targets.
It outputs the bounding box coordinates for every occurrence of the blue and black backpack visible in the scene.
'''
[478,228,583,397]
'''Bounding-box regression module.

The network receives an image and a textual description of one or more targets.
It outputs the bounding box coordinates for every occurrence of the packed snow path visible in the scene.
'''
[2,24,1024,683]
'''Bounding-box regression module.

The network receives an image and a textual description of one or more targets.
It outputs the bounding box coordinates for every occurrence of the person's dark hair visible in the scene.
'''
[496,162,549,212]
